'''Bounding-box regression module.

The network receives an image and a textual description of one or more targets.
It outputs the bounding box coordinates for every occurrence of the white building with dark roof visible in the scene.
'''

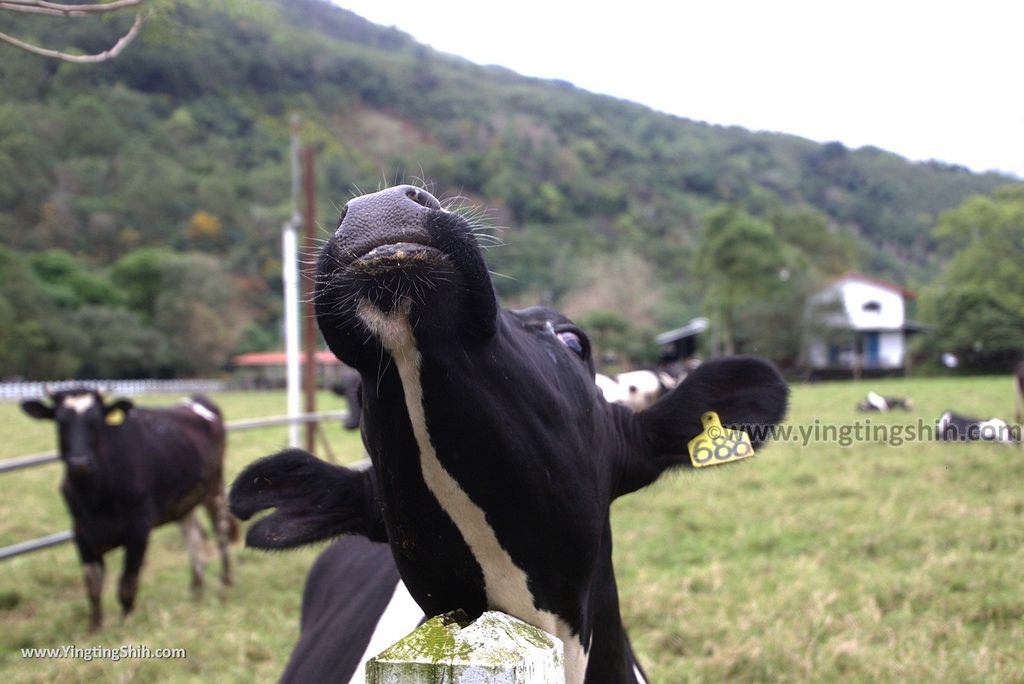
[805,272,927,377]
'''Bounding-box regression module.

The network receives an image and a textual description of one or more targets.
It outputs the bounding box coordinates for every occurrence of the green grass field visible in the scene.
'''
[1,378,1022,682]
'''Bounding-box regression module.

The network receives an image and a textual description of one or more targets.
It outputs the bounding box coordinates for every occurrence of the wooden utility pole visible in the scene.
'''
[302,146,318,454]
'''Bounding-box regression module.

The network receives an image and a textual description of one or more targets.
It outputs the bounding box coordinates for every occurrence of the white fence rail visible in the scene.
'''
[0,379,228,403]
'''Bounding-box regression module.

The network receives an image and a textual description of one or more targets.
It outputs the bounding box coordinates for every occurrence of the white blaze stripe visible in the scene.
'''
[182,399,217,422]
[358,302,589,684]
[64,393,95,414]
[346,580,423,684]
[633,663,647,683]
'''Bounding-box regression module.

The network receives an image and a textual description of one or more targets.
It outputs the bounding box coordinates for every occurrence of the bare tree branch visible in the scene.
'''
[0,0,143,17]
[0,10,146,63]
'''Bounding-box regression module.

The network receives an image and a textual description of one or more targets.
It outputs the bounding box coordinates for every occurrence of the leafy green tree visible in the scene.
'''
[29,250,122,309]
[150,252,245,376]
[109,247,175,321]
[695,206,786,354]
[770,207,859,276]
[0,246,80,378]
[931,185,1024,309]
[109,247,247,375]
[921,185,1024,370]
[68,305,167,378]
[923,286,1024,371]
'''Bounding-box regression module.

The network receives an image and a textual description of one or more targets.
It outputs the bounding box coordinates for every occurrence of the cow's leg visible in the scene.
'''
[178,510,206,593]
[118,529,149,617]
[203,491,234,587]
[83,556,105,632]
[73,536,105,632]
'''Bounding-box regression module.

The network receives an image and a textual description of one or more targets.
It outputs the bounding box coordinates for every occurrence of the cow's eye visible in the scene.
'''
[556,328,590,360]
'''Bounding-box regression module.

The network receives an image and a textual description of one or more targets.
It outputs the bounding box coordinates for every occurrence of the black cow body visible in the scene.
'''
[280,537,417,683]
[936,411,1016,443]
[231,186,788,682]
[22,390,235,631]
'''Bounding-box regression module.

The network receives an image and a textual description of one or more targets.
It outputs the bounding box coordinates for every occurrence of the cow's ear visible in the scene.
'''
[104,399,134,426]
[21,400,55,420]
[619,356,788,496]
[229,449,387,549]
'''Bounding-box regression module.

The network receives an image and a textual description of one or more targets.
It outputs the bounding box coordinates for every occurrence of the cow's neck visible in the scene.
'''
[357,301,589,683]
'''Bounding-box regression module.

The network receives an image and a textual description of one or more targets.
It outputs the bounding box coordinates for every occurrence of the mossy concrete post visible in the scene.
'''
[365,610,564,683]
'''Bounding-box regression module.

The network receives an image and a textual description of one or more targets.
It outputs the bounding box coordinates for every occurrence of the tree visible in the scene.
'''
[68,305,167,377]
[931,185,1024,309]
[924,286,1024,372]
[0,245,81,378]
[920,185,1024,370]
[110,248,246,375]
[694,206,786,355]
[150,252,245,376]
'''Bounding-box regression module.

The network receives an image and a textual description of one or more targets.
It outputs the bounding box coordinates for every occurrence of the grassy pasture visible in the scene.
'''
[1,378,1022,682]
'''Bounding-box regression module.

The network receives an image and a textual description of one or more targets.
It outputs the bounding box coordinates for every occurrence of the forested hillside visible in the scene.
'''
[0,0,1016,378]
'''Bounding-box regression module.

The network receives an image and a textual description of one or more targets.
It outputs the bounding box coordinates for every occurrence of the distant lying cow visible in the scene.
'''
[596,369,681,411]
[21,389,236,631]
[936,411,1017,443]
[856,391,913,412]
[230,185,788,682]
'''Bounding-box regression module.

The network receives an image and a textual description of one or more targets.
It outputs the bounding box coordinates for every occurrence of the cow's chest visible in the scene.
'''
[359,305,589,683]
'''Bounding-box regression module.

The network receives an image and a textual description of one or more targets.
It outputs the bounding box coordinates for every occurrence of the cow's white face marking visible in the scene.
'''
[182,399,217,422]
[356,300,589,684]
[63,393,96,414]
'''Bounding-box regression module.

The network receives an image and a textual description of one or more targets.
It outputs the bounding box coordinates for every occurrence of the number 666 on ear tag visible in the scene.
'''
[687,411,755,468]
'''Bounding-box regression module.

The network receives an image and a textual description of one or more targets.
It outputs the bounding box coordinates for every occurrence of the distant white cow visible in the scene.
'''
[857,391,913,412]
[595,369,683,411]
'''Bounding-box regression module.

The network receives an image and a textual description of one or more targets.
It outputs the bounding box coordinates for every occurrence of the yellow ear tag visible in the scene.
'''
[687,411,755,468]
[105,409,125,426]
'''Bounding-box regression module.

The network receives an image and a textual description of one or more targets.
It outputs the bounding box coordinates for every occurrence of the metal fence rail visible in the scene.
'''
[0,531,75,562]
[0,410,352,561]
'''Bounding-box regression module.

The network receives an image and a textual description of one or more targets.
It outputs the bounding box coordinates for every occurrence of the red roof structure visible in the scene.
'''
[233,351,341,367]
[827,272,917,300]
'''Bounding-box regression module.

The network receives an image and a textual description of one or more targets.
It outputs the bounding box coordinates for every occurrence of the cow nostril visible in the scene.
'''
[404,187,441,210]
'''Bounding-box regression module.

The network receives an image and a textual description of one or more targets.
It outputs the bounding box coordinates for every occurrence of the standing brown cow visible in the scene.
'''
[21,388,237,631]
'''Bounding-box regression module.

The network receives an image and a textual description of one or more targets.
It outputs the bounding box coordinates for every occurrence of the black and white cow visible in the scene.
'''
[936,411,1017,443]
[229,185,788,682]
[856,391,914,412]
[278,536,418,683]
[21,389,236,631]
[596,369,682,411]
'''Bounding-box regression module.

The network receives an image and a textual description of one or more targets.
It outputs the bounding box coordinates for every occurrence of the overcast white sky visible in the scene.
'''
[333,0,1023,178]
